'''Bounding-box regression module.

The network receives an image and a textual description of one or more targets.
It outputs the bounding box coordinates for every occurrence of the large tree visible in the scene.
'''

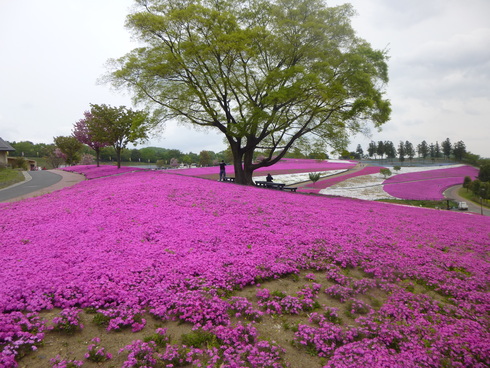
[88,104,151,168]
[106,0,390,184]
[72,111,109,167]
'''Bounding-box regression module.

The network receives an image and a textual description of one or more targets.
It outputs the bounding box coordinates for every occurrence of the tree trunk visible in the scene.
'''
[229,138,256,185]
[95,147,100,167]
[116,147,122,169]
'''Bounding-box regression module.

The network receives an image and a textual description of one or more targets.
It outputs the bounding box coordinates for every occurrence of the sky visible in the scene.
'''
[0,0,489,157]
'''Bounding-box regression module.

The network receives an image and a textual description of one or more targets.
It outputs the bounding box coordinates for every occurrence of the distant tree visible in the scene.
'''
[441,138,452,159]
[9,141,36,157]
[380,168,392,179]
[453,140,466,161]
[356,144,364,159]
[89,104,151,168]
[182,154,192,167]
[462,152,480,166]
[45,147,65,168]
[285,147,306,159]
[481,182,490,200]
[397,141,406,163]
[199,151,213,166]
[463,176,472,192]
[139,147,157,163]
[435,141,441,159]
[429,143,436,161]
[308,150,328,160]
[471,179,481,196]
[156,159,165,168]
[170,158,179,168]
[130,148,142,162]
[405,141,415,163]
[478,164,490,182]
[72,111,109,167]
[393,165,401,173]
[384,141,396,161]
[367,141,377,159]
[79,154,95,165]
[417,140,429,160]
[376,141,385,159]
[53,136,83,165]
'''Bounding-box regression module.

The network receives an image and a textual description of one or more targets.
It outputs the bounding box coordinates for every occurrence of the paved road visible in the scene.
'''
[0,170,64,202]
[444,185,490,216]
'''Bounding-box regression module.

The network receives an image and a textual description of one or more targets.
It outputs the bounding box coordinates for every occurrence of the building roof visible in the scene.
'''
[0,137,15,151]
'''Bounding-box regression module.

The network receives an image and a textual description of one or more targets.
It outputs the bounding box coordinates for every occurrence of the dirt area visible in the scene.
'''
[18,269,390,368]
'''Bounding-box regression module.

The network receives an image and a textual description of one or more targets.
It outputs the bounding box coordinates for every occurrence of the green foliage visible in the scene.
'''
[12,157,28,170]
[393,165,401,172]
[89,104,152,168]
[144,332,171,348]
[379,168,392,178]
[54,136,83,165]
[92,313,111,327]
[378,199,458,209]
[478,164,490,182]
[107,0,390,184]
[308,172,321,184]
[181,329,217,348]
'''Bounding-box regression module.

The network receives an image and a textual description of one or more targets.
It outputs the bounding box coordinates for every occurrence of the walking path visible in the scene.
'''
[0,169,85,203]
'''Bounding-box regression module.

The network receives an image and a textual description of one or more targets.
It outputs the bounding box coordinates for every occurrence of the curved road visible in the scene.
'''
[0,170,85,203]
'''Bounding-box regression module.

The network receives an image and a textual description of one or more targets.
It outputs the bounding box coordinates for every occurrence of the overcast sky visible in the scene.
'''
[1,0,489,157]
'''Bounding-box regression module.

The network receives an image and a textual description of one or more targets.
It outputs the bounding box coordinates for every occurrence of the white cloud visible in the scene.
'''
[1,0,488,158]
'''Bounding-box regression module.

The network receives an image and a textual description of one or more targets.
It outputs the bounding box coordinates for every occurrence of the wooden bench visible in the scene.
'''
[283,187,297,192]
[254,181,286,190]
[223,177,235,182]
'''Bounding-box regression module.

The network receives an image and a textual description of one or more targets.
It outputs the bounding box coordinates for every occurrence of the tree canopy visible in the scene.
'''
[88,104,151,168]
[53,136,83,166]
[106,0,390,184]
[73,111,110,167]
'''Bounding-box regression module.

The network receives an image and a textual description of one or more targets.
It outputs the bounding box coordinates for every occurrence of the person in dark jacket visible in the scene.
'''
[266,173,273,182]
[219,160,226,181]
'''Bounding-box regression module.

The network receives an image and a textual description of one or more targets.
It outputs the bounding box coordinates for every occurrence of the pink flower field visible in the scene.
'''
[168,159,357,178]
[1,168,489,367]
[62,165,146,180]
[383,166,479,200]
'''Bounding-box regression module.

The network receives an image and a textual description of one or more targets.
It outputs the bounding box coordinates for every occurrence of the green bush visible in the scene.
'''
[309,172,321,184]
[12,157,28,170]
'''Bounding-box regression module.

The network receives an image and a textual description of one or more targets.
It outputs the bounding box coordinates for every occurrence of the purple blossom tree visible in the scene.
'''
[72,111,109,167]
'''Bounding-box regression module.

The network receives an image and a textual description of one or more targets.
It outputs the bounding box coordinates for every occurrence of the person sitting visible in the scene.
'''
[266,173,273,182]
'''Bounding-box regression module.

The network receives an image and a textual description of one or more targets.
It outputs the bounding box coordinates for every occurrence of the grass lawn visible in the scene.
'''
[0,168,24,189]
[376,198,458,209]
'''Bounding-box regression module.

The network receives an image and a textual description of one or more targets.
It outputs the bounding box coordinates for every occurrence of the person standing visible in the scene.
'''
[219,160,226,181]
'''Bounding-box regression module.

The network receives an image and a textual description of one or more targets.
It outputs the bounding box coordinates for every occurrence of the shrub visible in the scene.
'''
[12,157,28,170]
[309,172,321,184]
[380,168,392,178]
